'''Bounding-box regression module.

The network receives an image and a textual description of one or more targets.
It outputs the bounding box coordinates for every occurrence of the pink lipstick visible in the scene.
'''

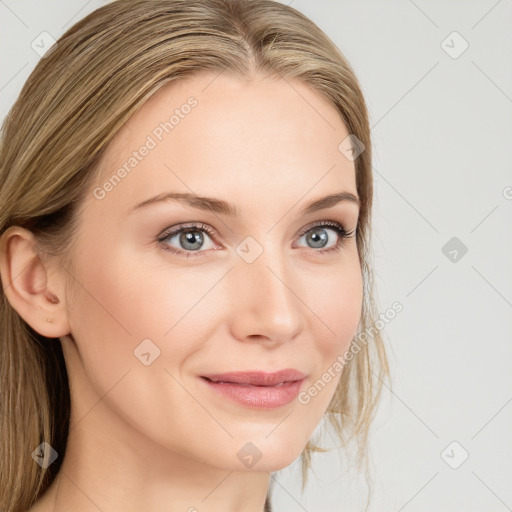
[200,369,306,408]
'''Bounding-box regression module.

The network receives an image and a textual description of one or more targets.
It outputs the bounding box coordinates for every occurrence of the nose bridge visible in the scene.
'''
[229,238,304,342]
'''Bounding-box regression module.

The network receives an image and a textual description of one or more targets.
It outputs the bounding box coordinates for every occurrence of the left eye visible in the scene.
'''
[157,221,354,258]
[295,225,341,251]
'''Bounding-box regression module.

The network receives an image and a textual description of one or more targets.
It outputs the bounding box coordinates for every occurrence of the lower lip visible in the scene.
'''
[201,377,305,409]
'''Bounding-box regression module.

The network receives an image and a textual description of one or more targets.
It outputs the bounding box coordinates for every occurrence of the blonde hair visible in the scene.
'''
[0,1,390,511]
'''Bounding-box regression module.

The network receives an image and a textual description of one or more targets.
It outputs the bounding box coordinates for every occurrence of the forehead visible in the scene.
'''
[90,71,357,218]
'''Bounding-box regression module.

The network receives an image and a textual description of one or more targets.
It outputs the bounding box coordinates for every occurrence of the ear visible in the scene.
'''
[0,226,71,338]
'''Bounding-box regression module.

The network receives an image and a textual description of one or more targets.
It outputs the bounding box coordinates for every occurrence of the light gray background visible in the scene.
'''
[1,1,511,511]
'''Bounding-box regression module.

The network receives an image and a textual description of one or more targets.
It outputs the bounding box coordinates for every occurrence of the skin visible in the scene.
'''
[1,71,363,512]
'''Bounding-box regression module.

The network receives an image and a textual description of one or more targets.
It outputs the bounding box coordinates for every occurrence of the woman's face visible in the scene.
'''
[61,71,363,472]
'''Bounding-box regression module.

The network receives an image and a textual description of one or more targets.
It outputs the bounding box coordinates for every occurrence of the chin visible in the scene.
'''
[221,434,310,473]
[252,453,303,472]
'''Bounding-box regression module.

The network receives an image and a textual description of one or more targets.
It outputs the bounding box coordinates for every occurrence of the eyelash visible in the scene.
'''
[157,220,356,259]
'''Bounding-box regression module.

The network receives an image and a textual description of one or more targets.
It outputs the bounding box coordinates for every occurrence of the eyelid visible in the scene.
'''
[296,219,347,238]
[158,222,217,240]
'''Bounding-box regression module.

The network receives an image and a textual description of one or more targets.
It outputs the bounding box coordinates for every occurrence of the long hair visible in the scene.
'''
[0,1,390,511]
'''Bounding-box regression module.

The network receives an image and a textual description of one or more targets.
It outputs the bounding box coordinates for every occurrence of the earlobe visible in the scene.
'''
[0,226,71,338]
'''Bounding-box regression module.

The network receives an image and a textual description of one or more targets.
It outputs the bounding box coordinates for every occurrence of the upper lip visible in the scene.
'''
[201,369,306,386]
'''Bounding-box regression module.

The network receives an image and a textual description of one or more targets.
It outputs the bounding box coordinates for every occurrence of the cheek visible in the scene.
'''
[63,248,209,445]
[298,256,363,408]
[292,271,362,432]
[309,256,364,359]
[66,244,215,376]
[64,248,165,381]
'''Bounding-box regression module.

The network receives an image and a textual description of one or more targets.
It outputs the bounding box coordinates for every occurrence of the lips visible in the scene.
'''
[200,369,306,387]
[200,370,307,408]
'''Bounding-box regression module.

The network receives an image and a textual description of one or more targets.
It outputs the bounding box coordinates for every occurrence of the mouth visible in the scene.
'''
[201,377,292,387]
[199,370,307,409]
[200,369,306,387]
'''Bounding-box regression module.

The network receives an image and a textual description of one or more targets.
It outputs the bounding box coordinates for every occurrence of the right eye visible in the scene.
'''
[157,222,218,258]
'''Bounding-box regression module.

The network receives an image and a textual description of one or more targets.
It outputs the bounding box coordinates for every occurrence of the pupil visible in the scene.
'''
[308,229,327,248]
[181,230,203,250]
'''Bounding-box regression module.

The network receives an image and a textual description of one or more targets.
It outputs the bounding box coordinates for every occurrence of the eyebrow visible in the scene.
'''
[129,191,360,217]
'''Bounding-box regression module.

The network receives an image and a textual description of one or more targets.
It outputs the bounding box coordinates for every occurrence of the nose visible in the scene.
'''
[228,245,305,346]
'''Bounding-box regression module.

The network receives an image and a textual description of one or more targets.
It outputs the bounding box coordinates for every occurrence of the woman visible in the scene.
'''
[0,1,390,510]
